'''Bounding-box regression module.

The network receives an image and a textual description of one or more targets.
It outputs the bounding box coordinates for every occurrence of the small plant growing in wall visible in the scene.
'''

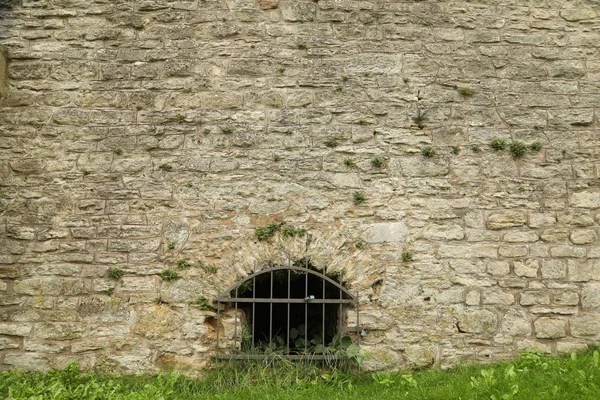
[161,269,180,281]
[353,192,366,205]
[159,163,172,171]
[107,268,124,280]
[355,240,366,250]
[490,138,507,151]
[451,146,461,155]
[193,296,213,311]
[167,242,176,251]
[324,138,339,148]
[113,148,123,155]
[255,223,281,241]
[401,250,413,262]
[343,159,356,168]
[203,264,218,274]
[220,126,235,134]
[177,259,191,269]
[281,225,307,238]
[509,141,527,158]
[457,86,474,97]
[422,147,436,157]
[297,43,307,50]
[371,157,385,168]
[412,108,427,129]
[530,142,543,152]
[471,145,481,153]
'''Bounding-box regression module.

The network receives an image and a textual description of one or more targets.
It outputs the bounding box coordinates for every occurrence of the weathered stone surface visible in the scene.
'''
[486,212,527,230]
[423,224,464,241]
[570,230,597,245]
[514,260,539,278]
[363,222,408,244]
[534,317,566,339]
[582,282,600,310]
[571,316,600,338]
[570,192,600,209]
[456,310,497,334]
[501,309,531,336]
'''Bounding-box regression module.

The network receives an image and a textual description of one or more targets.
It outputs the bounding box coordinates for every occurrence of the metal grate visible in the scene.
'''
[215,265,360,359]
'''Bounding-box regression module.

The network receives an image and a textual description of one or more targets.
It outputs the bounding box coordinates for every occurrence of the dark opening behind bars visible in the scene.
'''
[215,265,359,360]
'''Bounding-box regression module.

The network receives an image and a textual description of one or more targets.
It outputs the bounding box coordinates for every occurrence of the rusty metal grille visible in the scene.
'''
[215,265,360,360]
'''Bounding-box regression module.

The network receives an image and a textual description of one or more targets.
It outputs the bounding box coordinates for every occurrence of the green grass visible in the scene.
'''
[2,348,600,399]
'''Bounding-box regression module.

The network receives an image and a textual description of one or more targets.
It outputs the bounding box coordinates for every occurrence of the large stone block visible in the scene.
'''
[486,212,527,230]
[534,317,566,339]
[456,309,497,334]
[363,222,408,243]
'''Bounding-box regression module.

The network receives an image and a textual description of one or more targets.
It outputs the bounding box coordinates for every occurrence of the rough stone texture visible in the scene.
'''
[0,0,600,374]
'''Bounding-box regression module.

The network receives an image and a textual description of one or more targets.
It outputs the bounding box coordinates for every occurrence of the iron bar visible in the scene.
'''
[269,270,273,347]
[356,289,360,346]
[322,271,325,347]
[304,269,308,354]
[286,268,290,354]
[216,285,221,352]
[219,298,353,304]
[252,275,256,350]
[233,285,238,351]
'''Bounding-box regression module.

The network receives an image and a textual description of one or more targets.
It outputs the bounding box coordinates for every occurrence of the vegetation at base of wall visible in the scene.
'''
[161,269,180,281]
[107,268,124,280]
[2,348,600,399]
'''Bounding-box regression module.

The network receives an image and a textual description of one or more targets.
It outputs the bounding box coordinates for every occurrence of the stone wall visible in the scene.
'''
[1,0,600,373]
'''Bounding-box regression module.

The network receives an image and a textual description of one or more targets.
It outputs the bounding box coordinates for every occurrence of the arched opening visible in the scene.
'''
[215,262,356,359]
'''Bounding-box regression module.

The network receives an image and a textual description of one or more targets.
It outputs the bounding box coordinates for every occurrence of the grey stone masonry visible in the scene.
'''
[1,0,600,373]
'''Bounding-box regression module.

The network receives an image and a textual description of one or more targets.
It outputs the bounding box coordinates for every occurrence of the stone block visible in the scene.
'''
[570,230,597,245]
[486,261,510,276]
[520,291,550,306]
[121,276,159,292]
[534,317,566,339]
[486,212,527,230]
[482,288,514,305]
[571,316,600,338]
[552,291,579,306]
[540,260,567,279]
[501,309,531,336]
[456,309,497,334]
[514,260,539,278]
[582,282,600,310]
[423,224,464,241]
[570,191,600,209]
[363,222,408,244]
